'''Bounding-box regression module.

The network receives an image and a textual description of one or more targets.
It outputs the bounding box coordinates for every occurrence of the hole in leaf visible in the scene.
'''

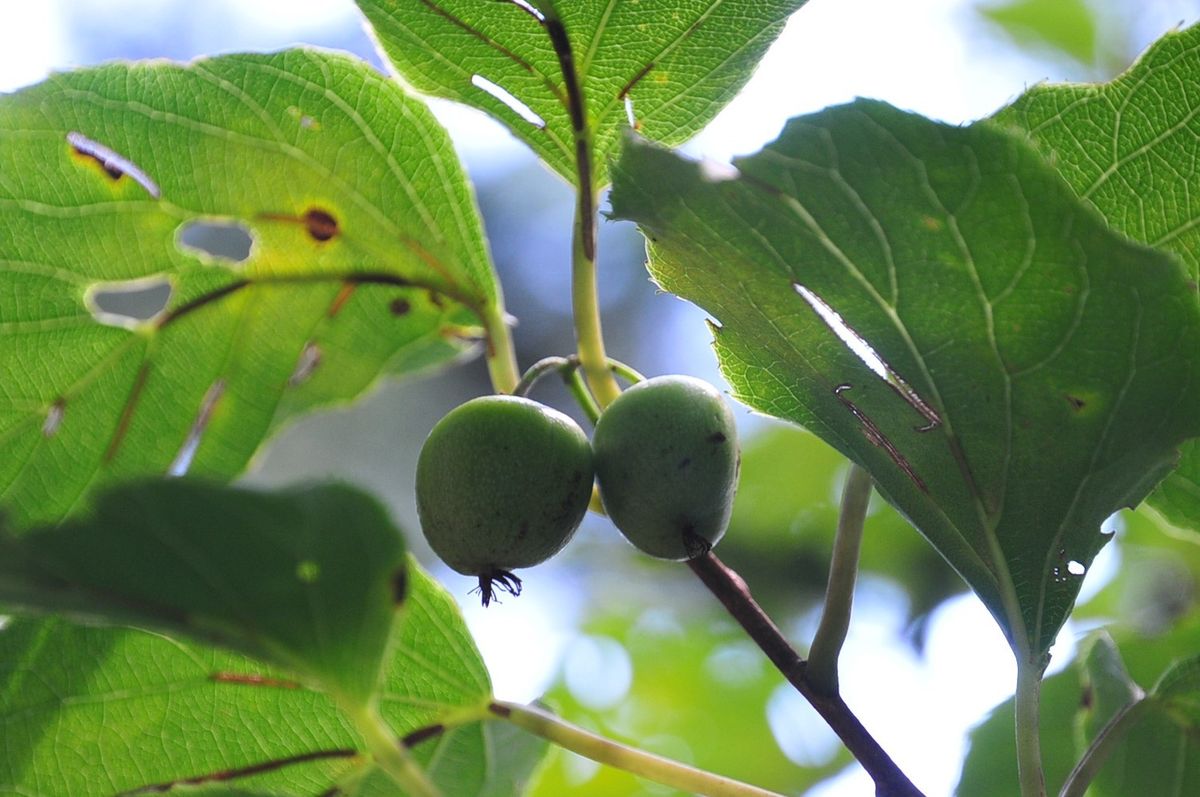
[795,284,941,431]
[169,379,226,477]
[43,399,65,438]
[504,0,545,21]
[1067,560,1086,577]
[471,75,546,128]
[286,106,318,130]
[87,277,172,328]
[179,219,255,263]
[67,132,161,198]
[700,159,740,183]
[289,342,322,387]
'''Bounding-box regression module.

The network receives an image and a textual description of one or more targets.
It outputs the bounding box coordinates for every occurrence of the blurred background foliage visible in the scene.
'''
[6,0,1200,793]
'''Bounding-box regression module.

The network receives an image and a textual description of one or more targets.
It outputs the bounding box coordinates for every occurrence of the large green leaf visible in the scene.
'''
[0,481,407,704]
[995,23,1200,534]
[0,50,502,528]
[0,553,525,796]
[609,101,1200,660]
[355,0,806,186]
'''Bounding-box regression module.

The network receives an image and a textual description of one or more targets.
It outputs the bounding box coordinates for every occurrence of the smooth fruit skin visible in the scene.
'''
[593,375,739,560]
[416,395,594,582]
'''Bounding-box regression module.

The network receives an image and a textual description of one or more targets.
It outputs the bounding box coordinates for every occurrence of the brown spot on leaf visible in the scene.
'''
[328,283,356,318]
[707,432,727,444]
[1066,395,1086,412]
[402,724,446,748]
[390,297,412,316]
[392,567,408,605]
[209,672,302,689]
[117,749,356,794]
[305,208,338,241]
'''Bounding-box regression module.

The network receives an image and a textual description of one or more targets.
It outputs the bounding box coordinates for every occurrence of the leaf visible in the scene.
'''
[994,23,1200,534]
[956,665,1081,796]
[608,102,1200,660]
[0,480,407,704]
[348,721,549,797]
[1076,632,1141,743]
[0,50,502,528]
[0,560,520,796]
[978,0,1098,66]
[1075,625,1200,797]
[355,0,806,186]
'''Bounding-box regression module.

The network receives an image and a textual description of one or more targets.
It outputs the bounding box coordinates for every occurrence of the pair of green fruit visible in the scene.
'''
[416,375,740,605]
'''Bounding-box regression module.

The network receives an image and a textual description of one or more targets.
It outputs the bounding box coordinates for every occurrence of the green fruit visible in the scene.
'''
[416,395,594,605]
[593,375,739,560]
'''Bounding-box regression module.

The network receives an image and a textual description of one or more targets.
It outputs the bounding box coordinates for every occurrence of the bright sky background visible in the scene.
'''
[3,1,1197,795]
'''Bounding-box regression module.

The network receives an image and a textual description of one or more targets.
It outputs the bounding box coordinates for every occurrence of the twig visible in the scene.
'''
[687,552,924,796]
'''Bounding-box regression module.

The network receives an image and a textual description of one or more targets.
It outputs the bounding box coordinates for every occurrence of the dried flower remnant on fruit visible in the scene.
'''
[416,395,594,605]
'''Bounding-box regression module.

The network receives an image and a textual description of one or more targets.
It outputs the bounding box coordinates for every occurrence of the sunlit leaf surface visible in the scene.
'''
[610,101,1200,659]
[0,545,524,796]
[996,23,1200,535]
[0,50,501,528]
[356,0,806,185]
[0,481,407,703]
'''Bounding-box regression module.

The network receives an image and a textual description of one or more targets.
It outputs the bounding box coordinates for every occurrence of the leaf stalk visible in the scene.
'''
[807,464,873,695]
[1015,658,1048,797]
[491,701,785,797]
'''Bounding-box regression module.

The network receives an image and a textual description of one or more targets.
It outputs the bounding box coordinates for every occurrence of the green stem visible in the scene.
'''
[536,6,621,408]
[563,365,602,424]
[512,355,575,397]
[350,706,440,797]
[571,182,621,406]
[807,464,872,695]
[608,357,646,385]
[491,702,784,797]
[1015,659,1048,797]
[1058,696,1150,797]
[481,301,520,394]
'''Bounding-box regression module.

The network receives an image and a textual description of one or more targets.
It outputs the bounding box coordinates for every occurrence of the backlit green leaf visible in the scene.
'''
[0,557,513,796]
[995,23,1200,535]
[0,50,502,528]
[0,480,407,704]
[355,0,806,185]
[609,102,1200,660]
[1074,625,1200,797]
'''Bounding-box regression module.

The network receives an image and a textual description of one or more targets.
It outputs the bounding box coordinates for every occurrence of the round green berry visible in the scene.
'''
[416,395,594,604]
[593,375,739,560]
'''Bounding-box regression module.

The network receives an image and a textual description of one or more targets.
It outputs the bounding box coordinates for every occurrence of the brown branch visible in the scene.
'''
[687,552,924,797]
